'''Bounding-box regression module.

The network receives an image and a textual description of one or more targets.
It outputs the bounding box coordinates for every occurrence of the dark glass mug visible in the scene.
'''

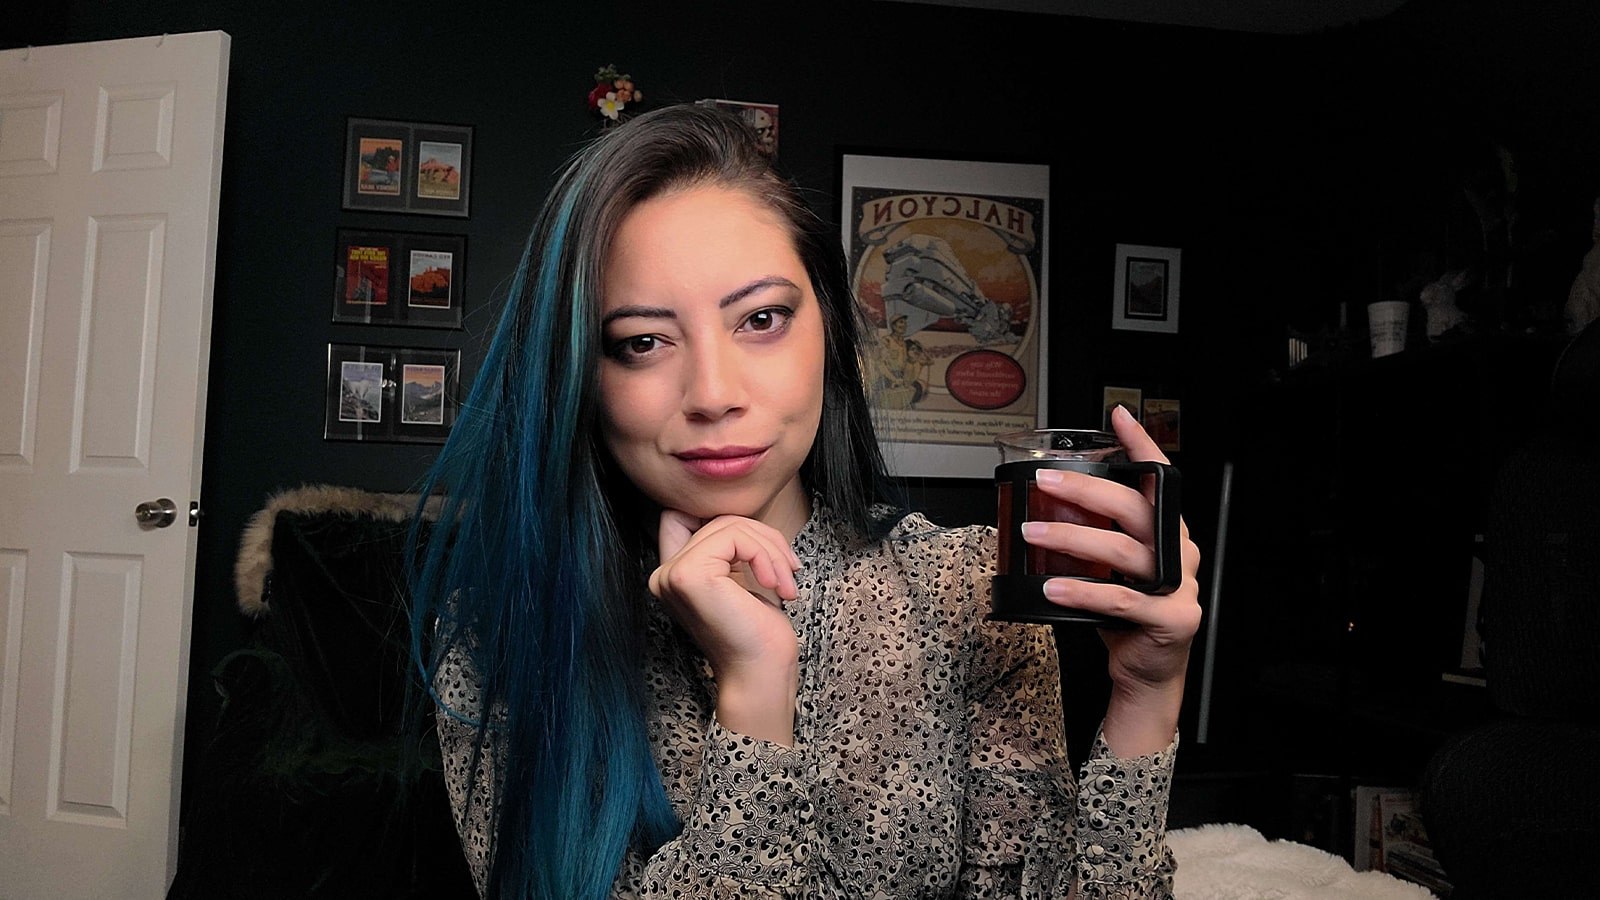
[991,428,1184,627]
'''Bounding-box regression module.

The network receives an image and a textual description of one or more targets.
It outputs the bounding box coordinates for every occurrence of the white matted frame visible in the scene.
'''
[1112,243,1181,334]
[840,151,1049,478]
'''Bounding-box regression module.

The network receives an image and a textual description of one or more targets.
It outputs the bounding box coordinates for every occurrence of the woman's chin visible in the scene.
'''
[637,474,808,534]
[658,497,757,522]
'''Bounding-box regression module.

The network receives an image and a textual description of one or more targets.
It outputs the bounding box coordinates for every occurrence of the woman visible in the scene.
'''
[410,104,1202,899]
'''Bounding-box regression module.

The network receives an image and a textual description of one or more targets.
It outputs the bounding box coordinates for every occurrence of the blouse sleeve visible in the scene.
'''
[433,646,499,899]
[956,533,1177,899]
[438,653,815,899]
[624,718,812,898]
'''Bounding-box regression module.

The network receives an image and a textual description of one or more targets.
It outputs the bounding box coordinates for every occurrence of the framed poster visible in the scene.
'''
[324,343,461,443]
[1102,385,1143,430]
[333,229,466,328]
[1112,243,1181,333]
[342,117,473,217]
[840,151,1049,478]
[1142,397,1181,451]
[695,98,779,158]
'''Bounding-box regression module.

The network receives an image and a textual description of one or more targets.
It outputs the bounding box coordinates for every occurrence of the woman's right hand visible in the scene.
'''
[650,509,802,744]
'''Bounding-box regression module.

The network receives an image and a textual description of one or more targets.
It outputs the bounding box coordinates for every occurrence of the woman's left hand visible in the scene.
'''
[1022,405,1203,693]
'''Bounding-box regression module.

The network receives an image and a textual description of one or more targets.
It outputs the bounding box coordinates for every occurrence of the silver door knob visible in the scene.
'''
[135,498,178,528]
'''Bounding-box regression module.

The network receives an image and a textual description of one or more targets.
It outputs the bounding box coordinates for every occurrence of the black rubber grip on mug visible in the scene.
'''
[1108,461,1183,594]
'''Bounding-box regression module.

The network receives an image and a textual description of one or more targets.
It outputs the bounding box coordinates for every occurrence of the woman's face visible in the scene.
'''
[598,184,825,536]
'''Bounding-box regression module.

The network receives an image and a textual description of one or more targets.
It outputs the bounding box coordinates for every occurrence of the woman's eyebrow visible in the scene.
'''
[718,275,800,309]
[601,304,674,327]
[601,276,801,328]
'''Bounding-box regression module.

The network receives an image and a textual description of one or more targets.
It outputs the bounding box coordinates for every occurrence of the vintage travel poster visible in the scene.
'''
[357,137,402,195]
[1143,397,1182,451]
[416,140,463,200]
[842,154,1049,477]
[344,245,390,305]
[338,360,384,423]
[401,364,447,425]
[408,249,454,308]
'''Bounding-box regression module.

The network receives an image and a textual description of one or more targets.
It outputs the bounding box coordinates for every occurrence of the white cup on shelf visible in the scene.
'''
[1367,300,1409,358]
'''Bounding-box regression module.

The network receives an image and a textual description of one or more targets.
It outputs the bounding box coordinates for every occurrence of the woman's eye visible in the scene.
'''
[607,333,663,362]
[741,307,793,334]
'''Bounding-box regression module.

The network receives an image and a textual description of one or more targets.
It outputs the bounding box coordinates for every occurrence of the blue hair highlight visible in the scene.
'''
[409,163,678,899]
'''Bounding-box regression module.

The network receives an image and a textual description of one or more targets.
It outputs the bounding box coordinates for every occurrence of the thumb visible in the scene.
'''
[657,508,704,562]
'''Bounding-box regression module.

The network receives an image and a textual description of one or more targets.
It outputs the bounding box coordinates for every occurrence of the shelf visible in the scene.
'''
[1268,330,1570,389]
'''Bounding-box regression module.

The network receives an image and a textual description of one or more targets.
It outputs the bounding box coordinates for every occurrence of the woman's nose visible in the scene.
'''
[680,343,748,420]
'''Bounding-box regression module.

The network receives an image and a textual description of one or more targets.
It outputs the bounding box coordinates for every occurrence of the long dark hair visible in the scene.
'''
[408,104,896,899]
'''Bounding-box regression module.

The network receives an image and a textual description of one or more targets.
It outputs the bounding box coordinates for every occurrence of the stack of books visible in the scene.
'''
[1353,785,1453,896]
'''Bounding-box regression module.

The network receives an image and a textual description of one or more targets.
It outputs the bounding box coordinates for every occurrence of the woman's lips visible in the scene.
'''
[675,446,768,479]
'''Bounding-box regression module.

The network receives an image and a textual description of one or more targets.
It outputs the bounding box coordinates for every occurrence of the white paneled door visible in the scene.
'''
[0,32,229,899]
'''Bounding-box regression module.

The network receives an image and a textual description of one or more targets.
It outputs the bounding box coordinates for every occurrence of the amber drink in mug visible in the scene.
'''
[992,429,1183,626]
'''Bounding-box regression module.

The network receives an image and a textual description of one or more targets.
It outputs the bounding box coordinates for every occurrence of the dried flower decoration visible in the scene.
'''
[588,63,644,128]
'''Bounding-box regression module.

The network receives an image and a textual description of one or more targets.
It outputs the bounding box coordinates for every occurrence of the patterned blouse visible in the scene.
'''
[435,505,1177,898]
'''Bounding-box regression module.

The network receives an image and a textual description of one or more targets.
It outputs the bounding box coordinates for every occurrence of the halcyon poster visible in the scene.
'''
[841,154,1049,477]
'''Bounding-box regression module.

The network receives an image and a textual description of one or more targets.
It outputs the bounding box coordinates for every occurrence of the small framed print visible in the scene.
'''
[325,343,461,443]
[1143,397,1181,452]
[695,99,779,158]
[337,360,386,425]
[393,347,458,441]
[400,363,447,425]
[333,229,465,328]
[350,123,407,207]
[343,117,473,217]
[1102,385,1143,430]
[1111,244,1181,334]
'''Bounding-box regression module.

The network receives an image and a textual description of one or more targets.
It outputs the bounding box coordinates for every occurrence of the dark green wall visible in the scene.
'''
[6,0,1598,816]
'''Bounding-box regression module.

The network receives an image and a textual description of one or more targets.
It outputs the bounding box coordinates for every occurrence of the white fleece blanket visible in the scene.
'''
[1169,824,1437,899]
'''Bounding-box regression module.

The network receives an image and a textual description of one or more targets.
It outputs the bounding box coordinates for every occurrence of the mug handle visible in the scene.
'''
[1107,461,1183,595]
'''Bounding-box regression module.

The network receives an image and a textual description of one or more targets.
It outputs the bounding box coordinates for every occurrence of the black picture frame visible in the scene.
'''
[1111,243,1181,333]
[324,343,460,443]
[332,228,466,328]
[342,117,473,217]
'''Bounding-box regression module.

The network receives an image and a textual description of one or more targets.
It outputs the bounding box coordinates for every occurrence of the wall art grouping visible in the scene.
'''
[342,117,474,217]
[330,115,473,444]
[324,343,461,443]
[333,229,465,328]
[1101,385,1182,452]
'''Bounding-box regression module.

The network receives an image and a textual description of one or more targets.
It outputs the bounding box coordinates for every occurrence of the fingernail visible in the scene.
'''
[1021,521,1046,540]
[1035,468,1064,485]
[1043,579,1071,601]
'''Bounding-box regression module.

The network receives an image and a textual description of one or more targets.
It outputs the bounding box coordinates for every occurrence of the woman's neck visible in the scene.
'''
[755,475,812,543]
